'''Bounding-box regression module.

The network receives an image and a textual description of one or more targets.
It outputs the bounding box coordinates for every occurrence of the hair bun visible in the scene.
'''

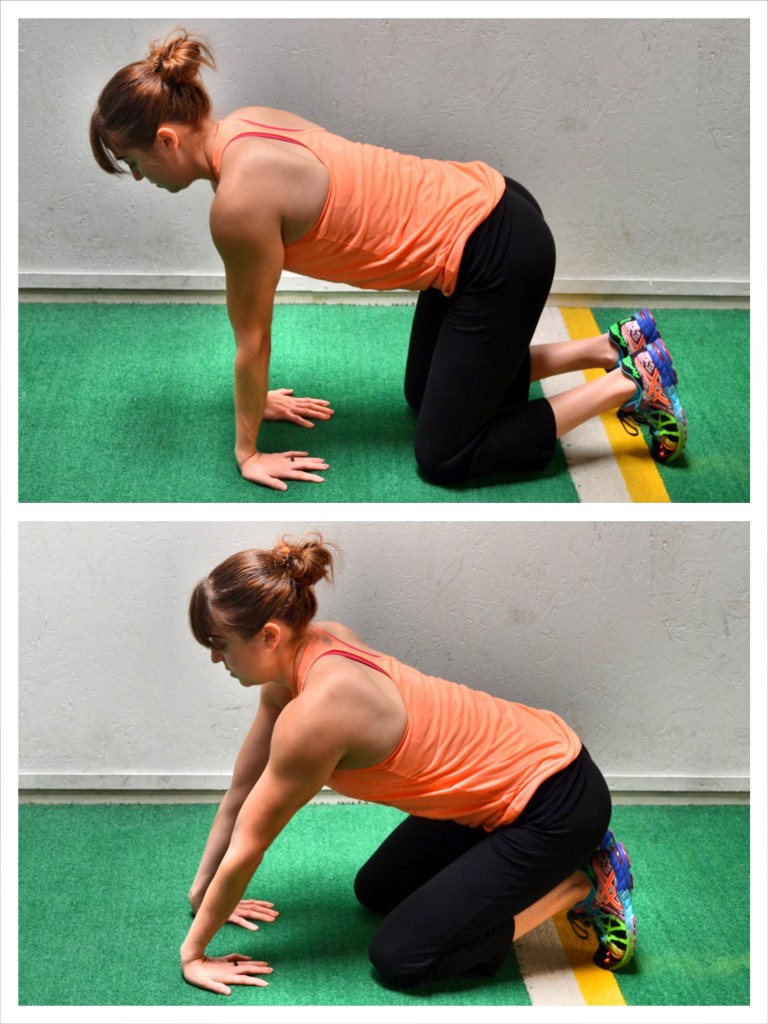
[148,30,213,86]
[274,536,335,588]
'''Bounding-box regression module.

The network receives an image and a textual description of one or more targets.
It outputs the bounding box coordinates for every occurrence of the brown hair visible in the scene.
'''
[90,29,216,174]
[189,535,338,647]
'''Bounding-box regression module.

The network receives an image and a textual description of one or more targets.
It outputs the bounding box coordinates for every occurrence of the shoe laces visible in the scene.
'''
[617,410,641,437]
[567,909,592,941]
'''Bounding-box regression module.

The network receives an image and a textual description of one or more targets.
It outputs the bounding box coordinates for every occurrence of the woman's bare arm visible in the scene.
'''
[179,688,351,993]
[210,181,329,491]
[188,682,289,912]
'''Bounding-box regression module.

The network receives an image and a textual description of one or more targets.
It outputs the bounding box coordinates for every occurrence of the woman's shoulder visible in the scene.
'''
[212,106,330,234]
[313,620,377,651]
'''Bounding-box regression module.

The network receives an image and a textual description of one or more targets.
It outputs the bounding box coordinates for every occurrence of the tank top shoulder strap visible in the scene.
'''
[212,115,323,179]
[295,629,390,695]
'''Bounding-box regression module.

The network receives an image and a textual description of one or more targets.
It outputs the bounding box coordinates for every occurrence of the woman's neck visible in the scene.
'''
[174,118,219,182]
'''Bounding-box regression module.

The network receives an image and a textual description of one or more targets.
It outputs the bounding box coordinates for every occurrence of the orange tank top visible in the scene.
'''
[211,115,505,296]
[294,629,582,831]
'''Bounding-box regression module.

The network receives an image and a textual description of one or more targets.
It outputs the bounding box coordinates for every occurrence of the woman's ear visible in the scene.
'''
[261,622,282,651]
[156,125,180,151]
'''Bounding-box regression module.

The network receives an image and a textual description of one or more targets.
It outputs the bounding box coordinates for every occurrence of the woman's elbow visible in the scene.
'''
[234,331,271,359]
[225,835,266,876]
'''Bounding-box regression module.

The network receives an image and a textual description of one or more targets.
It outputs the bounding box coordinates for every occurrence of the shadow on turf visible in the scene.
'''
[367,957,523,1001]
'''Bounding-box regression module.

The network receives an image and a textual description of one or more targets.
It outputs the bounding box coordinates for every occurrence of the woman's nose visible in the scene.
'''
[131,167,143,181]
[210,648,223,664]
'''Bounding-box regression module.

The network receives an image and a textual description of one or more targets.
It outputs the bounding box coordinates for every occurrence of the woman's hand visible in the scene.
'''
[181,953,272,996]
[227,899,279,931]
[263,388,334,428]
[238,451,329,491]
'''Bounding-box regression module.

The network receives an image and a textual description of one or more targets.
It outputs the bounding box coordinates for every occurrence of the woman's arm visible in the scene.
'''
[180,692,349,994]
[188,683,287,914]
[210,189,329,491]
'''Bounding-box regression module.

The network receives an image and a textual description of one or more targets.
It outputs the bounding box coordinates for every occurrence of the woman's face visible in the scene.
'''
[208,629,274,687]
[117,131,188,192]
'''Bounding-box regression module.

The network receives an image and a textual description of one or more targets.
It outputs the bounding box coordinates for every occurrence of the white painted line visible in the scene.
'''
[534,308,632,503]
[515,919,586,1005]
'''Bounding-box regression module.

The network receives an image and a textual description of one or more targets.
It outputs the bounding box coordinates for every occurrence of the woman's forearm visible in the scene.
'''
[191,700,281,908]
[188,791,244,910]
[233,335,271,464]
[181,846,265,961]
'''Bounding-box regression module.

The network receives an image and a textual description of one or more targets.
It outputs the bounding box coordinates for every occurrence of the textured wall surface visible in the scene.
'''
[19,521,749,791]
[17,17,749,295]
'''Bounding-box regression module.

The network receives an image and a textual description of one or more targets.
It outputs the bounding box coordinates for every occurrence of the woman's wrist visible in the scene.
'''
[235,446,259,468]
[180,938,204,964]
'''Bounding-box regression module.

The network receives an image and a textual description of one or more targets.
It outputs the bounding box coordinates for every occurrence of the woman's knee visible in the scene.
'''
[353,861,396,914]
[356,877,432,987]
[367,927,430,989]
[414,434,471,487]
[352,864,376,910]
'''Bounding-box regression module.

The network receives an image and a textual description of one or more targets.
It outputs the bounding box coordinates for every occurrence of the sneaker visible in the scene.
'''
[618,338,687,462]
[567,830,637,971]
[607,308,660,368]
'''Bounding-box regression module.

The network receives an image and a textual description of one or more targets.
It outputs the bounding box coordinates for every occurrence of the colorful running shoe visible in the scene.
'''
[567,830,637,971]
[618,338,687,462]
[607,307,660,368]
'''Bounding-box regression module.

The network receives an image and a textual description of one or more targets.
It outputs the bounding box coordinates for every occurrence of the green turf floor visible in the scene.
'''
[18,801,749,1007]
[591,308,750,504]
[18,303,749,503]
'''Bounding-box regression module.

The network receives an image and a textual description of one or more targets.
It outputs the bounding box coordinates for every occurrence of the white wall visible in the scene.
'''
[18,521,749,793]
[17,16,750,298]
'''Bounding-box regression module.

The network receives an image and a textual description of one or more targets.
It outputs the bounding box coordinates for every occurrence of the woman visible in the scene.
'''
[180,535,636,995]
[90,31,687,492]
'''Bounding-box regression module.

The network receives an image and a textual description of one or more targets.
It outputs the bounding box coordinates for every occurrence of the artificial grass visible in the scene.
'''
[19,301,750,503]
[591,308,750,503]
[18,801,749,1007]
[18,302,574,504]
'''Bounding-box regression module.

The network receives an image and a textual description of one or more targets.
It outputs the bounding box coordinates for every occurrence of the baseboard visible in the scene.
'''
[18,772,750,801]
[18,271,750,307]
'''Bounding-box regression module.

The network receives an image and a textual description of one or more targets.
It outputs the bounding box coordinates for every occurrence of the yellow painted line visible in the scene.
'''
[552,910,627,1006]
[560,307,671,504]
[536,308,633,501]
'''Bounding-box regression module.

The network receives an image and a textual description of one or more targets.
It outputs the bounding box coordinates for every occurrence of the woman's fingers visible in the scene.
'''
[229,915,259,930]
[281,452,328,465]
[226,956,272,987]
[239,451,330,490]
[269,453,329,487]
[285,405,334,428]
[228,897,280,929]
[182,954,273,996]
[264,388,335,426]
[293,400,333,415]
[236,900,279,922]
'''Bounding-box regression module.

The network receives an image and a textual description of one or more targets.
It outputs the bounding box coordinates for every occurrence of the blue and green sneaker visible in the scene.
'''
[607,307,660,368]
[567,830,637,971]
[618,338,687,463]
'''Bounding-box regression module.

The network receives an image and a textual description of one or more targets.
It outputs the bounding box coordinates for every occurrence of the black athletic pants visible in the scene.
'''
[353,746,611,989]
[405,177,558,485]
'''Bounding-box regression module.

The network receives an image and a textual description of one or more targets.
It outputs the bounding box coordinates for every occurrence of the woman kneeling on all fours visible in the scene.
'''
[179,535,637,995]
[90,31,687,493]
